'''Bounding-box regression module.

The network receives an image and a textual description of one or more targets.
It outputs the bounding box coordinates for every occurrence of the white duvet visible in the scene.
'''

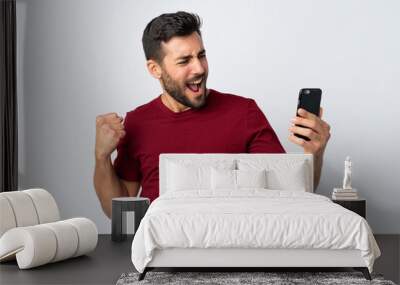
[131,189,381,273]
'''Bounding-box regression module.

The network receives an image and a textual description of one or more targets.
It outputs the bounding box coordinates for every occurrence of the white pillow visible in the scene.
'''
[237,159,309,191]
[237,169,267,188]
[267,161,308,191]
[166,160,235,192]
[211,168,267,190]
[210,168,236,190]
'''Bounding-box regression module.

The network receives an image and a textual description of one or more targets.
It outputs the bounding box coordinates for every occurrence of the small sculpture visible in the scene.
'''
[342,156,352,190]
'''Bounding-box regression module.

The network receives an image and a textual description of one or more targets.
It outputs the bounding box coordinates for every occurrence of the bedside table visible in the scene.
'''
[111,197,150,242]
[332,198,366,218]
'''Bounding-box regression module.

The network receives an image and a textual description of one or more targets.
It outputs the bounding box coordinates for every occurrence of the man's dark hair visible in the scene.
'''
[142,11,202,63]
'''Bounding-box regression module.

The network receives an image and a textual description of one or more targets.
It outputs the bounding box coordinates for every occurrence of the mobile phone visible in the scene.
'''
[295,88,322,141]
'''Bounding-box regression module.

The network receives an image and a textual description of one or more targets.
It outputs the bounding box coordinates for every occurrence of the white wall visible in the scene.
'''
[16,0,400,234]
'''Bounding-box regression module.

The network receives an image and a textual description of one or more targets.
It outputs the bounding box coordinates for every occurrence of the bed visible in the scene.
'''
[130,153,381,281]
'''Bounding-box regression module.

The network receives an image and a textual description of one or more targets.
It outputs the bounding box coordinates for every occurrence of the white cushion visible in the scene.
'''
[0,218,97,269]
[211,168,268,190]
[0,191,39,227]
[23,188,60,223]
[237,159,309,191]
[0,225,57,268]
[64,218,98,257]
[237,169,267,188]
[166,159,235,192]
[0,189,60,231]
[42,221,78,262]
[211,168,236,190]
[0,196,17,237]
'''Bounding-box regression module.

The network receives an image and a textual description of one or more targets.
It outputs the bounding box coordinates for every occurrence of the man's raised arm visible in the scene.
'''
[93,113,139,218]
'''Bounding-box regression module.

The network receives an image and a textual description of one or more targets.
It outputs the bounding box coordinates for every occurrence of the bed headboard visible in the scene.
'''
[159,153,314,194]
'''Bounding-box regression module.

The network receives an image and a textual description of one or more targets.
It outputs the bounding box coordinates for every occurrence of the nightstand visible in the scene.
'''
[111,197,150,242]
[332,198,366,218]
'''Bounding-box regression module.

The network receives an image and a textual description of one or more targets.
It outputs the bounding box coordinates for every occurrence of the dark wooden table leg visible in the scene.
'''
[112,200,126,242]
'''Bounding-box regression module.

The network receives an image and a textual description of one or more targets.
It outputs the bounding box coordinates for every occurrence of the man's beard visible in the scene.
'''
[160,70,208,109]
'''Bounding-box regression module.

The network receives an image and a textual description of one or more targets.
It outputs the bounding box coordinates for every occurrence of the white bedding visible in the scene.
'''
[131,189,381,273]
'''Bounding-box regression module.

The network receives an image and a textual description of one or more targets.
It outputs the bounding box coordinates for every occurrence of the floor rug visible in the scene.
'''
[116,271,396,285]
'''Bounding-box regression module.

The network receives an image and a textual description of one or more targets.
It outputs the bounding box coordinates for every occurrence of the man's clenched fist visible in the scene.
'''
[95,112,126,160]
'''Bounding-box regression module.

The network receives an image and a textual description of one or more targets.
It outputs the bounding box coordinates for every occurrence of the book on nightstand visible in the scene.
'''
[332,188,359,200]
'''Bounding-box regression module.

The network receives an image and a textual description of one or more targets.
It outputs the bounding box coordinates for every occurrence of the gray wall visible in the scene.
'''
[16,0,400,234]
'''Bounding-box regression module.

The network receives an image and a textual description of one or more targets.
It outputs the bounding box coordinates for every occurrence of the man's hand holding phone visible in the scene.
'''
[288,88,331,155]
[289,107,331,155]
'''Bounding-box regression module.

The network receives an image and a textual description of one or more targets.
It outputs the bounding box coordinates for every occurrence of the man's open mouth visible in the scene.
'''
[186,78,203,93]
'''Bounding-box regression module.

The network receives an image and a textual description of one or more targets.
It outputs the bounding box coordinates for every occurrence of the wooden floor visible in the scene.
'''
[0,234,398,284]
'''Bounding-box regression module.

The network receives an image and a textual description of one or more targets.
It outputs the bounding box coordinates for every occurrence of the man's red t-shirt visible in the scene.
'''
[113,88,285,202]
